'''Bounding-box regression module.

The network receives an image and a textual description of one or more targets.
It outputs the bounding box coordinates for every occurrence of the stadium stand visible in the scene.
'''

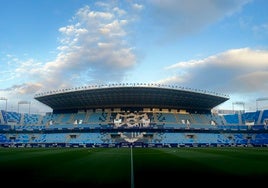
[1,84,268,147]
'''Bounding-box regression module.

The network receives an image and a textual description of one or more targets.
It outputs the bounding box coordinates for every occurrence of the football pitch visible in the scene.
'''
[1,147,268,187]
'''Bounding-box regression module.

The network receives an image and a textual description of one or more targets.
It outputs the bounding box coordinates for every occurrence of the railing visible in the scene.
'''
[34,83,229,98]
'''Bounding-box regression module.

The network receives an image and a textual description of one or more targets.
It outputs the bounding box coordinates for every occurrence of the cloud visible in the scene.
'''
[8,3,139,92]
[1,83,42,94]
[1,2,142,112]
[161,48,268,97]
[0,82,48,113]
[0,70,17,82]
[132,3,144,11]
[146,0,251,42]
[40,4,138,88]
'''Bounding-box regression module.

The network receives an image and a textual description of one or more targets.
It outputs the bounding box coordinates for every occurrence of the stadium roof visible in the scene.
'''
[34,83,229,112]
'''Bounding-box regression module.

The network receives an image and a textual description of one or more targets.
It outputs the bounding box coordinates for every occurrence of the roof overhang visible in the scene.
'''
[34,85,229,112]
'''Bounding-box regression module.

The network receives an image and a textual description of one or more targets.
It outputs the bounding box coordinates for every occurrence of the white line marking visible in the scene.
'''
[131,145,134,188]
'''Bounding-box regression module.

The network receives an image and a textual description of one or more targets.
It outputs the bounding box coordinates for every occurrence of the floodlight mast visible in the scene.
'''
[18,101,31,114]
[232,101,245,114]
[256,97,268,111]
[0,97,7,111]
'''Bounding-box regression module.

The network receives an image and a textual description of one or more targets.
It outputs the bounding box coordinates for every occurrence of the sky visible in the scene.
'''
[1,0,268,114]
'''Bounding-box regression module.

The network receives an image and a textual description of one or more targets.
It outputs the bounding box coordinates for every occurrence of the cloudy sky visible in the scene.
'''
[1,0,268,113]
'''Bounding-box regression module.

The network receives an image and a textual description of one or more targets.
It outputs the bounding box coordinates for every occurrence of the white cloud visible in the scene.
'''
[132,3,144,11]
[166,48,268,70]
[26,3,138,92]
[161,48,268,97]
[159,47,268,110]
[157,75,186,85]
[113,7,126,16]
[59,25,88,36]
[0,71,17,82]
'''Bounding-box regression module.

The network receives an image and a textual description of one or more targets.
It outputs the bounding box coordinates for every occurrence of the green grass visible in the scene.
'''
[1,147,268,187]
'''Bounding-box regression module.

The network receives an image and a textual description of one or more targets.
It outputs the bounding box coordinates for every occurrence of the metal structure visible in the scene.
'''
[34,85,229,113]
[0,97,7,111]
[18,101,31,114]
[256,97,268,111]
[232,101,245,114]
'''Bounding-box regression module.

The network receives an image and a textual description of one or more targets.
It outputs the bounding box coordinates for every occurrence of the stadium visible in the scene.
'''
[1,83,268,148]
[1,83,268,187]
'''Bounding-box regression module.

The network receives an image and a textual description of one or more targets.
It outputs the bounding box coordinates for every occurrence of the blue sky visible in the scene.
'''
[1,0,268,113]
